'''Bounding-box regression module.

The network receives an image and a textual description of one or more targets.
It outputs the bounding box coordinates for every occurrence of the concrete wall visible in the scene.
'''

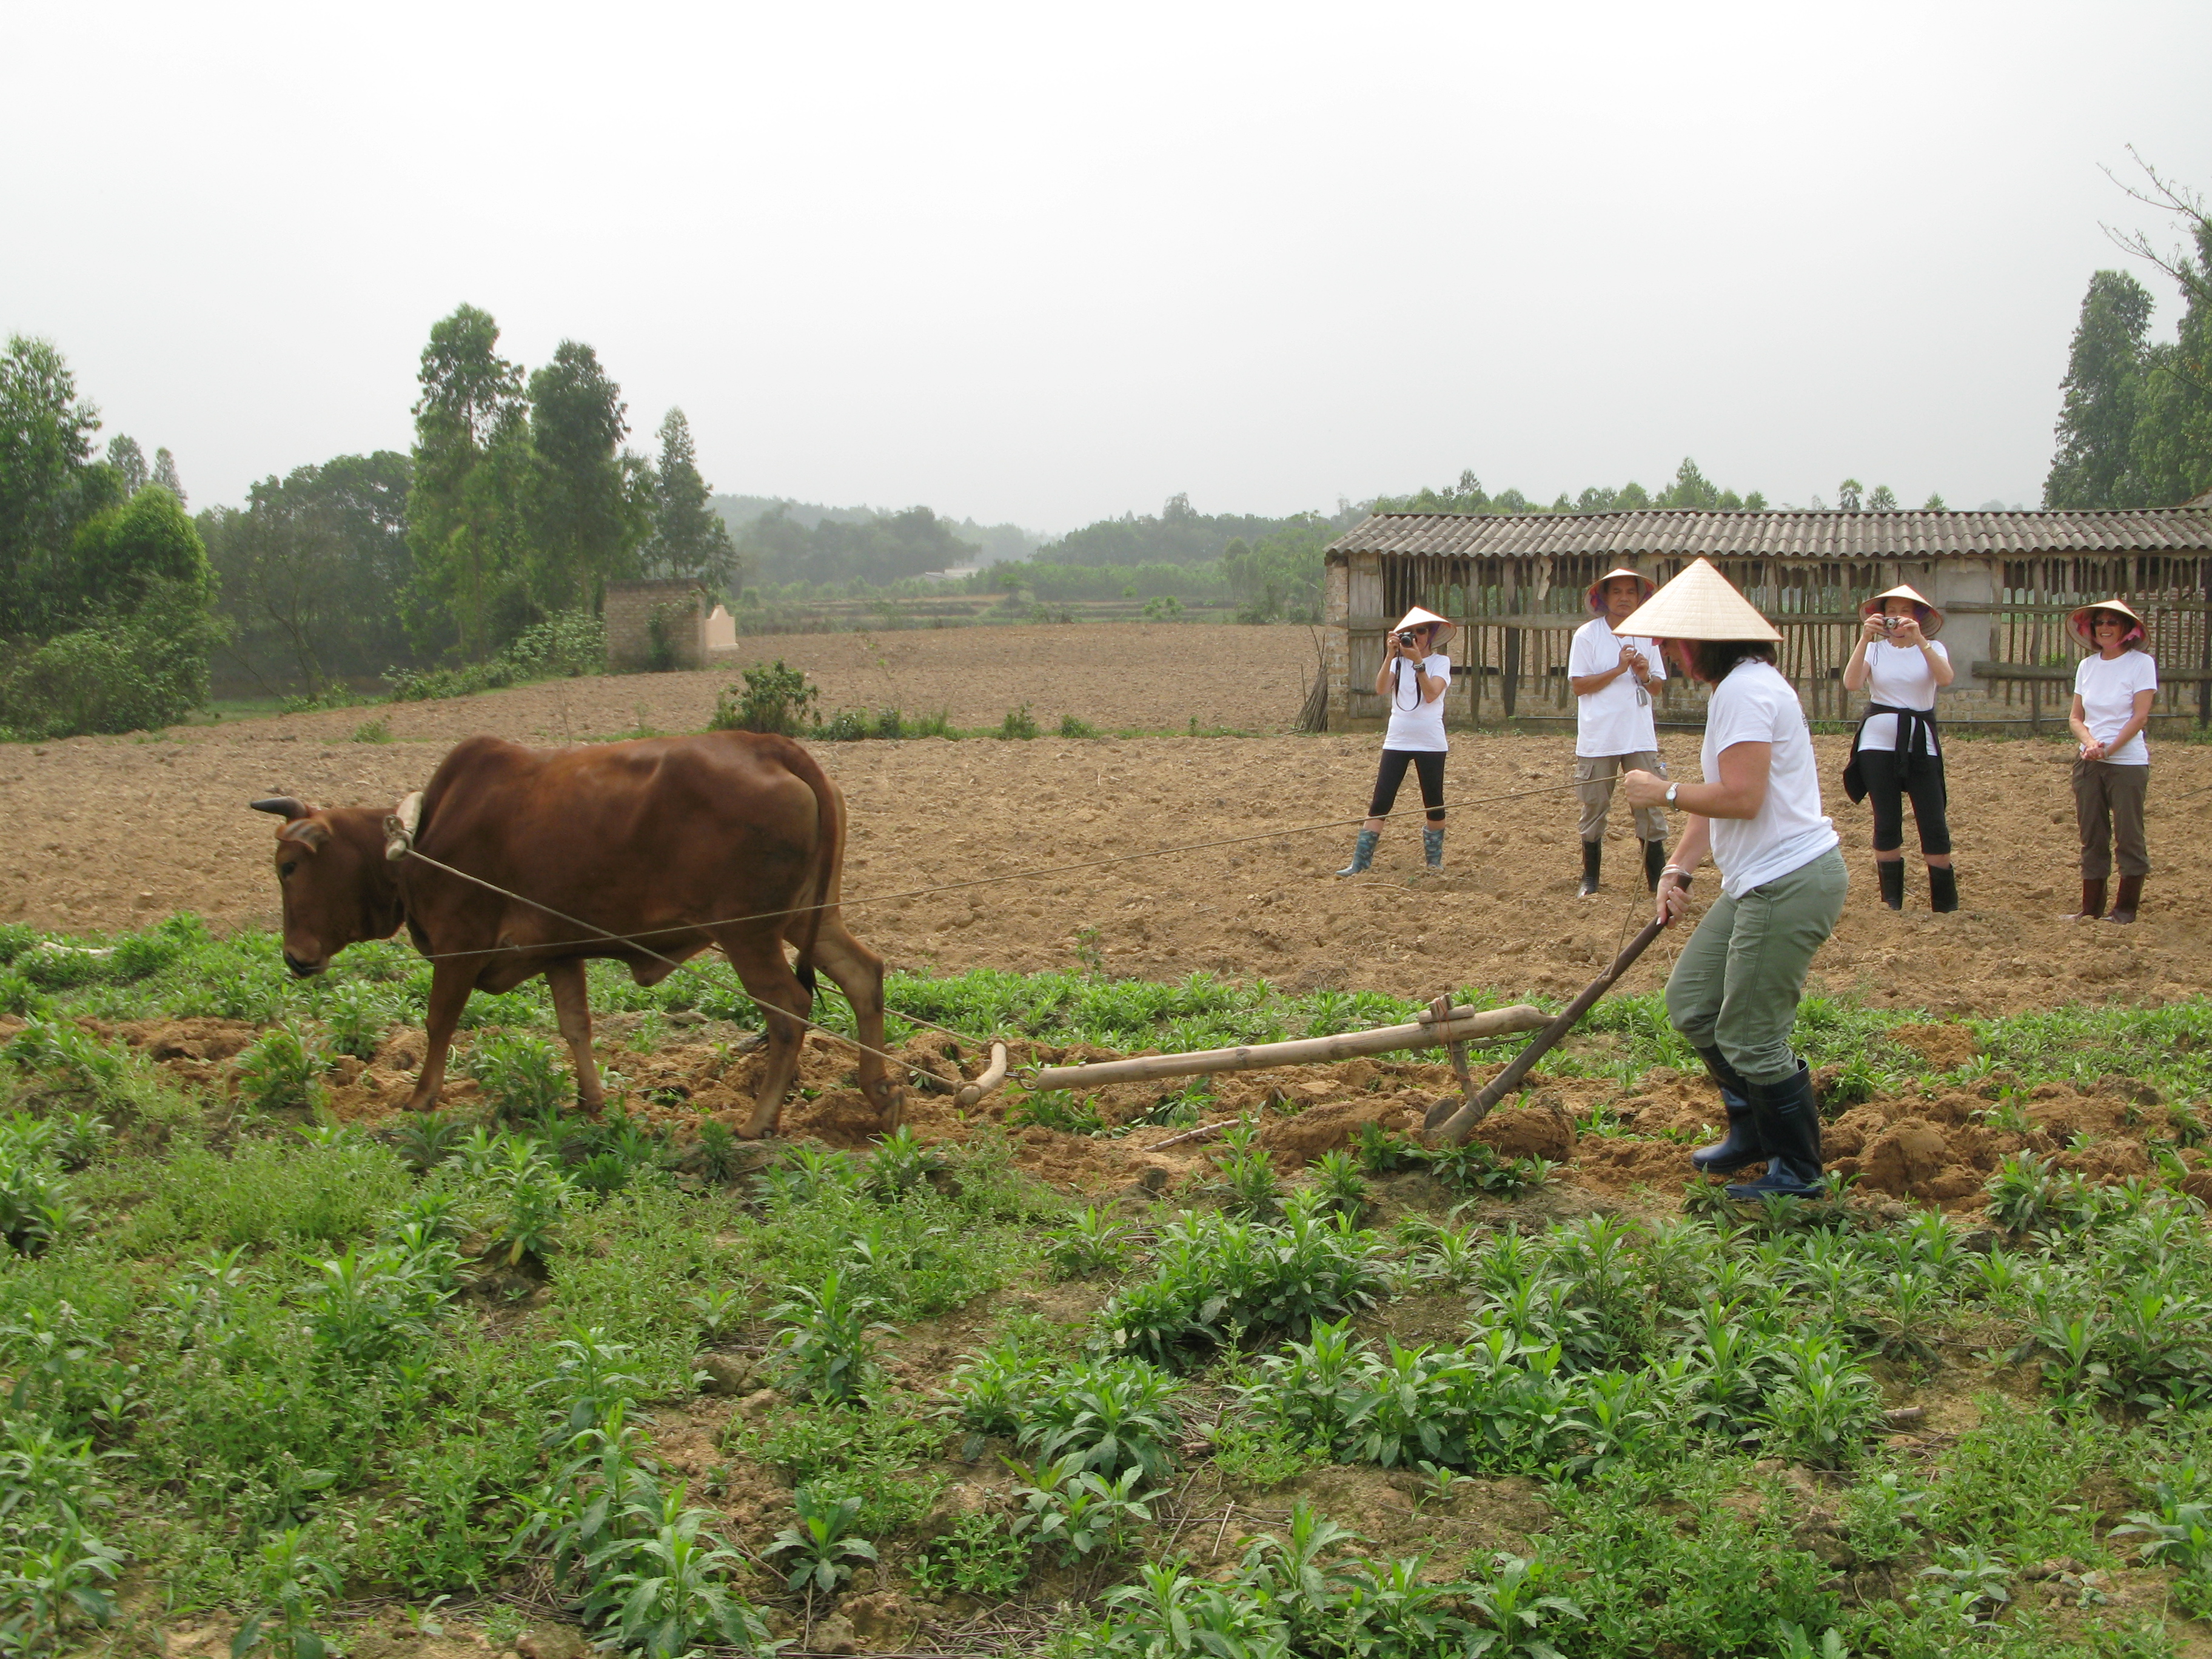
[605,580,708,672]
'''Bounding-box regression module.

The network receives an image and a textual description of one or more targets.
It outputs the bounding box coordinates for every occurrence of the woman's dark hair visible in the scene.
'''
[1680,638,1777,684]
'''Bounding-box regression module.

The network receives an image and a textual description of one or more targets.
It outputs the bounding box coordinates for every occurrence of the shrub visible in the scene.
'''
[996,703,1040,740]
[709,660,818,736]
[0,580,218,739]
[1058,714,1099,739]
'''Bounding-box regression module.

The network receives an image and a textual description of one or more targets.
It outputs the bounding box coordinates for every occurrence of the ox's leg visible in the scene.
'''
[406,961,477,1113]
[721,933,813,1138]
[544,959,606,1113]
[806,914,903,1130]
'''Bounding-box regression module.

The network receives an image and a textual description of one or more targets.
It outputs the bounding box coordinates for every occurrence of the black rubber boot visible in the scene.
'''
[1423,826,1444,870]
[1877,860,1904,910]
[1643,838,1667,893]
[1336,829,1378,877]
[1578,840,1602,899]
[1689,1046,1764,1175]
[2066,878,2106,922]
[1726,1062,1826,1201]
[2105,874,2143,924]
[1928,865,1959,913]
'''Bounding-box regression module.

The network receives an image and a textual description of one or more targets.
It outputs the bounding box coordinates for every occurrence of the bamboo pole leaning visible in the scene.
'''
[1021,1003,1548,1094]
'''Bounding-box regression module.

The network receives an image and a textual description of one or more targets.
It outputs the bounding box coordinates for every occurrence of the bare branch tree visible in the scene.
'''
[2100,146,2212,307]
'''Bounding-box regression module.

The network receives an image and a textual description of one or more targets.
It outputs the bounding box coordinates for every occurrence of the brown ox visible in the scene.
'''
[250,730,900,1137]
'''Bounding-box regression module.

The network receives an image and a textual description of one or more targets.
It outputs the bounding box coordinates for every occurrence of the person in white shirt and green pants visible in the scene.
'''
[1620,560,1848,1202]
[2064,598,2159,925]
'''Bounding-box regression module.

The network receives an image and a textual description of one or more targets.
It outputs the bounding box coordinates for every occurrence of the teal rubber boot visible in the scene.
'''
[1336,829,1379,877]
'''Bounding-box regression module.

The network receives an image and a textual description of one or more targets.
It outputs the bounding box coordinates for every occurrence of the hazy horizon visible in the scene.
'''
[8,1,2210,531]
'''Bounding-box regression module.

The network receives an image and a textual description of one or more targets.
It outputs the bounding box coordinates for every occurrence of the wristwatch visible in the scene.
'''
[1664,782,1680,806]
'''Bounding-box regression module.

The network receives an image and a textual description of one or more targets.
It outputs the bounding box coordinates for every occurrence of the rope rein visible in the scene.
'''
[379,765,1672,1098]
[401,776,1597,966]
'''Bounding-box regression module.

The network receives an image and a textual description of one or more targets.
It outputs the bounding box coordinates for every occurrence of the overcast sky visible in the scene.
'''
[8,1,2210,532]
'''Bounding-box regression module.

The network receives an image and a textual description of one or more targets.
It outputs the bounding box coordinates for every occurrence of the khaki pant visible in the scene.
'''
[2073,760,2150,880]
[1576,751,1667,843]
[1665,846,1849,1087]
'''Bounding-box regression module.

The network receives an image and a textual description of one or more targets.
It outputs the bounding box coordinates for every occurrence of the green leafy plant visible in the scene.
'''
[908,1510,1031,1599]
[766,1486,878,1593]
[1008,1456,1156,1561]
[388,1109,466,1174]
[1044,1207,1134,1278]
[230,1528,341,1659]
[710,659,819,736]
[768,1269,895,1401]
[864,1125,944,1199]
[1010,1089,1105,1135]
[1307,1150,1369,1218]
[463,1031,569,1122]
[996,703,1040,740]
[232,1025,329,1114]
[1058,714,1099,739]
[1210,1121,1282,1219]
[1017,1356,1182,1483]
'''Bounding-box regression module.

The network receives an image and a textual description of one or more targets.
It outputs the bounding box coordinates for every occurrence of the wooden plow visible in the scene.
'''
[950,916,1666,1142]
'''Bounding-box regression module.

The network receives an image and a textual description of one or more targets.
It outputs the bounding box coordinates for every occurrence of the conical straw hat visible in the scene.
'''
[1612,558,1780,643]
[1390,606,1456,649]
[2067,597,2145,648]
[1860,583,1945,637]
[1585,567,1657,614]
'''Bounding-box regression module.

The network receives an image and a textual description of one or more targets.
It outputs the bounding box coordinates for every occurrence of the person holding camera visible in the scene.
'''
[1839,585,1957,912]
[1570,567,1668,898]
[1618,559,1846,1202]
[2064,598,2158,924]
[1337,608,1453,874]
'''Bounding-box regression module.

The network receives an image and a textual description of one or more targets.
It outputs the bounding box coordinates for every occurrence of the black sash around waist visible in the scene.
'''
[1841,702,1939,805]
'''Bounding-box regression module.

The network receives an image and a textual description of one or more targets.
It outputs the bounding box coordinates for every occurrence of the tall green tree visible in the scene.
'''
[150,447,185,506]
[522,340,647,613]
[105,435,148,495]
[406,304,526,659]
[0,336,112,635]
[643,407,736,583]
[203,451,412,696]
[2043,270,2156,508]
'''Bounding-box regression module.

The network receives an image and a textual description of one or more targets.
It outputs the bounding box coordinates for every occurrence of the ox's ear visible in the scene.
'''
[278,819,333,851]
[250,797,312,820]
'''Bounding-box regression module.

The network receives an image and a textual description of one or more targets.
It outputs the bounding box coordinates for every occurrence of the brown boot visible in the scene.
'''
[2105,875,2143,925]
[2066,878,2106,922]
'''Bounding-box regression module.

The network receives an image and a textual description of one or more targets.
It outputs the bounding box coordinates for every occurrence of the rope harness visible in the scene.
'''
[377,769,1660,1098]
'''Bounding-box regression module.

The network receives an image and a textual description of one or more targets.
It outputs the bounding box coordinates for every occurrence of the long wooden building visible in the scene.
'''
[1321,500,2212,730]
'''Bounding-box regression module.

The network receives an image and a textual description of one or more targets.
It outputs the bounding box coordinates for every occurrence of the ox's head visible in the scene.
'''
[249,797,405,977]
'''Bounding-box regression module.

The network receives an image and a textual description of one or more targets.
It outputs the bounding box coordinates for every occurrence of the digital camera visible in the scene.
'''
[1881,615,1903,632]
[1396,629,1420,647]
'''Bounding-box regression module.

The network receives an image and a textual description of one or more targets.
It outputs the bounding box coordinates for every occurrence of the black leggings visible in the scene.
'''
[1857,749,1951,855]
[1368,749,1446,823]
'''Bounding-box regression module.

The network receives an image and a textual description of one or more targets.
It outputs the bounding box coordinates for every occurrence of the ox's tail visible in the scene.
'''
[782,739,843,991]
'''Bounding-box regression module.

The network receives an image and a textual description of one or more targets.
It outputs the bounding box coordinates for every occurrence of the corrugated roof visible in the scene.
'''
[1327,506,2212,561]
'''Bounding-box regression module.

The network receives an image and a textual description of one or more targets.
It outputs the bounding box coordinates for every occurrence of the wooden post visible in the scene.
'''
[1503,626,1521,717]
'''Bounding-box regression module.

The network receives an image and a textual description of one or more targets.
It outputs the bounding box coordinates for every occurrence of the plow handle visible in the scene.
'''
[1426,917,1667,1147]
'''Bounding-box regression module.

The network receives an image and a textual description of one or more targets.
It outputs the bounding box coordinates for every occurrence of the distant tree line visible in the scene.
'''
[198,304,737,697]
[2044,161,2212,509]
[0,337,216,737]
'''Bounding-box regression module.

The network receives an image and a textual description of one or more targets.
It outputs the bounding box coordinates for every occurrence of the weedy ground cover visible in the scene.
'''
[2,914,2211,1655]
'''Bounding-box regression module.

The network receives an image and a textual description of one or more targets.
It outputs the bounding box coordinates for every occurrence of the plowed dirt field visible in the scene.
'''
[4,622,2205,1016]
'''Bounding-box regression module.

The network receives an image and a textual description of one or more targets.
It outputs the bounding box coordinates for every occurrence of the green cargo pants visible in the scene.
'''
[1664,846,1849,1087]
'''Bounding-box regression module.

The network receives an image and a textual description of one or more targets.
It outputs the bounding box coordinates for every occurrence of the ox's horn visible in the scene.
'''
[249,797,311,819]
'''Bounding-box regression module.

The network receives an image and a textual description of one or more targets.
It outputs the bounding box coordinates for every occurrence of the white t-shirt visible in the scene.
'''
[1382,654,1451,752]
[2074,651,2159,766]
[1572,618,1665,757]
[1703,660,1840,899]
[1856,639,1949,754]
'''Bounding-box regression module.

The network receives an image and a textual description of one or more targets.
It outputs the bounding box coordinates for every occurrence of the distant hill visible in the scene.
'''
[711,495,1042,574]
[1034,493,1364,568]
